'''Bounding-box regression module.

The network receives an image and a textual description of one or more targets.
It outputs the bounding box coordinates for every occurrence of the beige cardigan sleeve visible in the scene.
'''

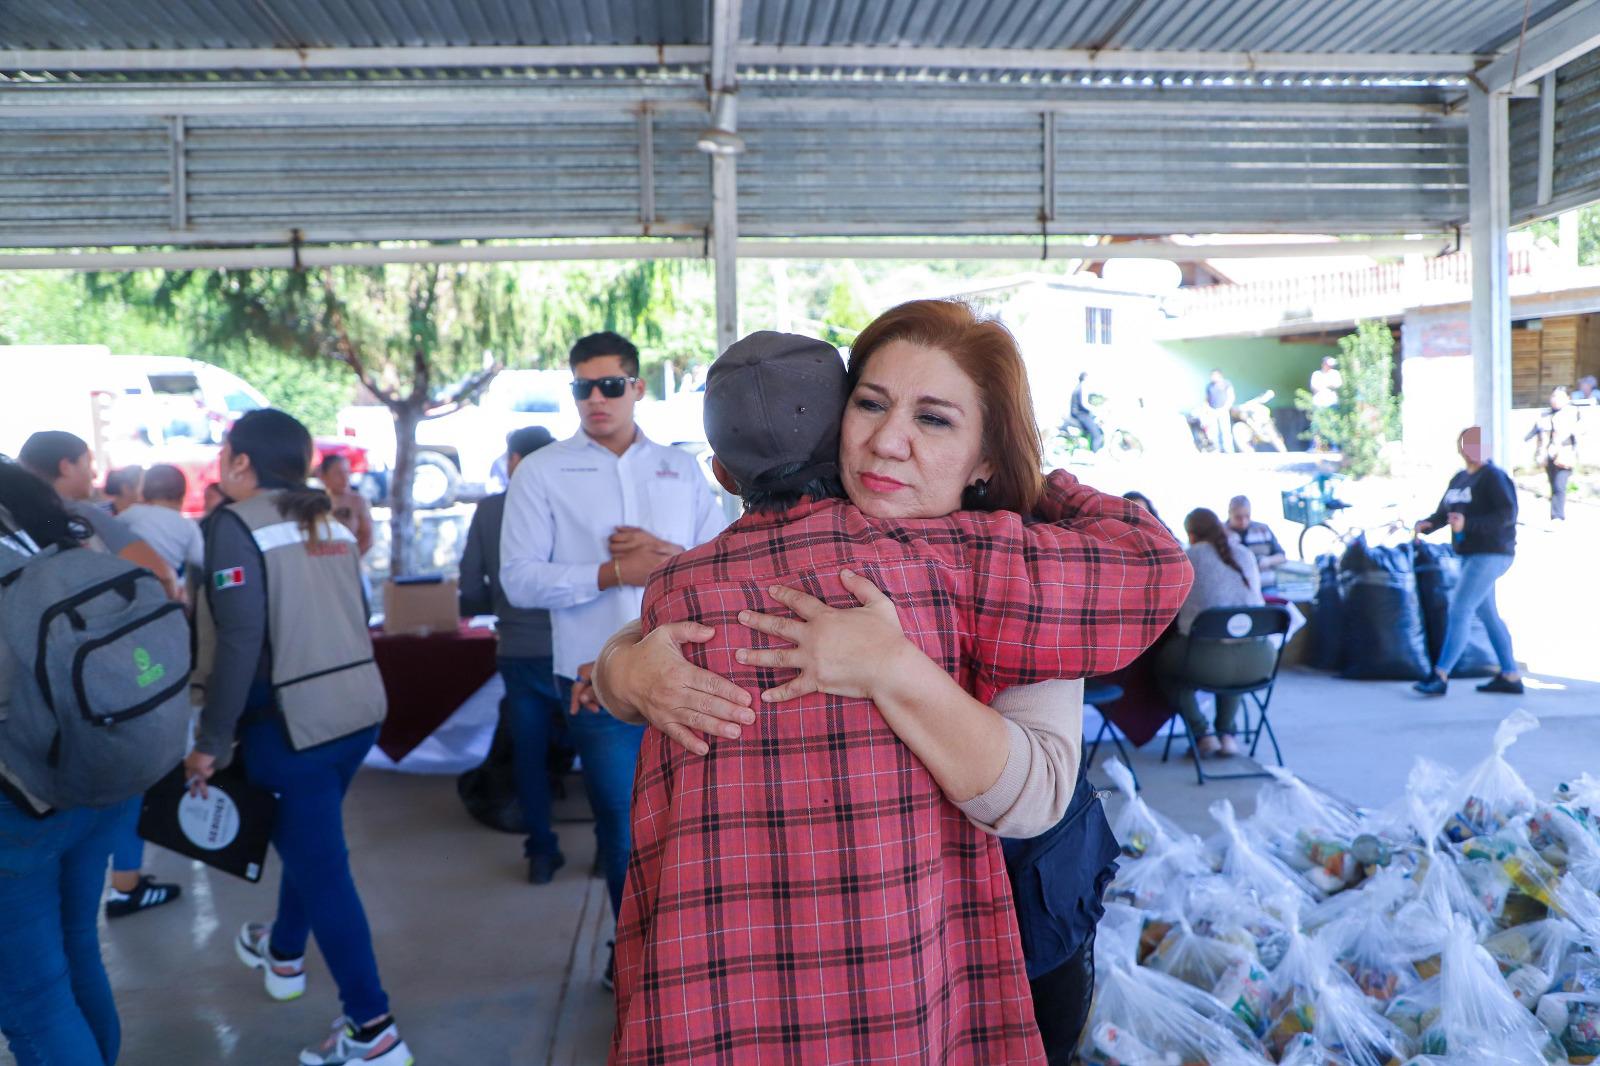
[593,620,1084,839]
[955,680,1084,839]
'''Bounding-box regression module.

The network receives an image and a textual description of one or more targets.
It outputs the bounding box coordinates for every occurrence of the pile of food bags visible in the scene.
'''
[1082,715,1600,1065]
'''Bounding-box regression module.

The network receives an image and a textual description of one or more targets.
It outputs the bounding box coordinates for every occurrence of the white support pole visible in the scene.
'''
[1468,84,1512,467]
[708,0,741,356]
[1538,73,1557,206]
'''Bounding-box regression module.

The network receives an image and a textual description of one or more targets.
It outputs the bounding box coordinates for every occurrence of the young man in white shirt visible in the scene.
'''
[500,332,726,984]
[118,463,205,576]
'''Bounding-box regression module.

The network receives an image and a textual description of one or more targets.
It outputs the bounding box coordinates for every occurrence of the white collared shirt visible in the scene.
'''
[499,428,728,679]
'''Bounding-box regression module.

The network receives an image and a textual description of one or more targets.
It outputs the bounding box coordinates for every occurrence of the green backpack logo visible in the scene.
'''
[134,647,166,689]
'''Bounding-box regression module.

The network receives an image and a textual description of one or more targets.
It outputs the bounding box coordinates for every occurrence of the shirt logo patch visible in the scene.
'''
[655,462,681,480]
[213,566,246,590]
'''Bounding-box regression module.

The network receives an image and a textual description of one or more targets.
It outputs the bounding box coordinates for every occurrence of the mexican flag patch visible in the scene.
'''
[213,567,246,590]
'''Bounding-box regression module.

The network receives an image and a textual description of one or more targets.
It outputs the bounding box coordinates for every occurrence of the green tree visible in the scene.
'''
[1295,319,1402,478]
[91,262,537,575]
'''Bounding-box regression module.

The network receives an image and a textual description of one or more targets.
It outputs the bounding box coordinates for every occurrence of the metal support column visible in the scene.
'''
[1468,84,1512,466]
[708,0,741,356]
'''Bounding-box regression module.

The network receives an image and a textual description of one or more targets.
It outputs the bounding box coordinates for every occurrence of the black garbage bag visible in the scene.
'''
[457,698,524,834]
[1310,552,1345,671]
[1338,537,1431,680]
[1412,541,1499,678]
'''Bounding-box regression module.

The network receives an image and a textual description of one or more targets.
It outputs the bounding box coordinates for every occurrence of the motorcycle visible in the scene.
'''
[1185,390,1287,453]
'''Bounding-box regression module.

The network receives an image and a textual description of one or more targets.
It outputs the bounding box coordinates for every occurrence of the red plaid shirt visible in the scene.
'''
[612,471,1191,1065]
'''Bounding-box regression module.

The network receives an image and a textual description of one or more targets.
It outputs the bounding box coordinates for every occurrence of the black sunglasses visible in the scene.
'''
[570,375,638,401]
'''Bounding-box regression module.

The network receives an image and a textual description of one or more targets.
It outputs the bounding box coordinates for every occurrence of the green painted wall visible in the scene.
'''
[1155,335,1344,409]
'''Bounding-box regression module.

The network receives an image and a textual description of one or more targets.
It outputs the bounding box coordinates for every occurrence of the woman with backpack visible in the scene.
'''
[0,458,128,1065]
[182,411,412,1066]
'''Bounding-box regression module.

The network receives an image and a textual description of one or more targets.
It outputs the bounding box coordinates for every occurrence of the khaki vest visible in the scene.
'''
[227,492,386,751]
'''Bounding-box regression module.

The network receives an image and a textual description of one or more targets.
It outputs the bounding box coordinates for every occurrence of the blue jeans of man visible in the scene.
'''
[240,717,390,1025]
[1211,406,1236,452]
[1436,552,1518,677]
[499,656,563,860]
[555,676,645,921]
[108,796,144,874]
[0,796,122,1066]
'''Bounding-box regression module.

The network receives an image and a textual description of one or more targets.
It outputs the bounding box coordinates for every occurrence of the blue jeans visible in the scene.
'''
[500,656,563,860]
[109,797,144,874]
[556,676,645,921]
[240,718,389,1024]
[0,797,122,1066]
[1436,552,1518,677]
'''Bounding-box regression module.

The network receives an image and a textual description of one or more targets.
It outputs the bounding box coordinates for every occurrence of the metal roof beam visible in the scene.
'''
[0,236,1454,271]
[1475,0,1600,91]
[735,45,1484,75]
[0,45,710,72]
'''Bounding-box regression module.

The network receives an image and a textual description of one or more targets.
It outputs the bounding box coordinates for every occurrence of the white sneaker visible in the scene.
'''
[299,1016,414,1066]
[1195,734,1222,757]
[1217,734,1243,757]
[235,922,307,1002]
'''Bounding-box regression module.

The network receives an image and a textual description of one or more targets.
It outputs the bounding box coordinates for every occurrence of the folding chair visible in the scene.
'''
[1159,605,1291,785]
[1081,678,1137,790]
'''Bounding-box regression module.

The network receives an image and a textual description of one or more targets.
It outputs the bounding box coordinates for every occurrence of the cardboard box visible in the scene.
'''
[382,577,460,637]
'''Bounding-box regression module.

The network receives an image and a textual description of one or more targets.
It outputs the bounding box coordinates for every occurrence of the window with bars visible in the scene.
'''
[1085,307,1114,345]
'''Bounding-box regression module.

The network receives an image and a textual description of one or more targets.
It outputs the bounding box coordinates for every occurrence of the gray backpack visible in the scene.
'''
[0,526,192,810]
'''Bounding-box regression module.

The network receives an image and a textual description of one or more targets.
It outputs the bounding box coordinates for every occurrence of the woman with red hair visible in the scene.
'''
[596,302,1191,1064]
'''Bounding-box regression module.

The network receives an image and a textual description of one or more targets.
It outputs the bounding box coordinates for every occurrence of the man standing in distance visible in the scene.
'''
[499,332,726,986]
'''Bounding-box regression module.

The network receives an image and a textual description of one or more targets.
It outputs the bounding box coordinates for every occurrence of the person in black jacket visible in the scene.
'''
[1413,426,1523,696]
[458,426,563,884]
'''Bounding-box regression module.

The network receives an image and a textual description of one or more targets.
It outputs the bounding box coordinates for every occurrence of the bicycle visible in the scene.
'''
[1283,475,1412,561]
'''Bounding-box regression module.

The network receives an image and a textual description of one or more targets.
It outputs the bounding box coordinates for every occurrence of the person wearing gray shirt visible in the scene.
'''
[458,427,563,884]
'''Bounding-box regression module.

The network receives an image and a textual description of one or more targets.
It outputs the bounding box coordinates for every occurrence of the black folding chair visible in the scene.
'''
[1081,678,1137,790]
[1159,605,1292,785]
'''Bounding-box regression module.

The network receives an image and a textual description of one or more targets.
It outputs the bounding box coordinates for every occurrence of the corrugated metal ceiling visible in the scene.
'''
[1,0,1578,56]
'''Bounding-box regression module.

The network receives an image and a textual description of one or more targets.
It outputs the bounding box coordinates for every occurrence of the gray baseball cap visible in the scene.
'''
[704,331,848,494]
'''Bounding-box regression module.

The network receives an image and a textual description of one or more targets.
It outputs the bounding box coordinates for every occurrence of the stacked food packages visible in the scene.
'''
[1082,710,1600,1065]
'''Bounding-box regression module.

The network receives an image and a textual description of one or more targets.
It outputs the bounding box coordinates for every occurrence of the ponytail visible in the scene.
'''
[225,409,331,540]
[1184,507,1251,588]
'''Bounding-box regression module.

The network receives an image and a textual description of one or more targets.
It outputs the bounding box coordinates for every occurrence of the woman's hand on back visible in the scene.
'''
[737,569,915,703]
[609,622,755,756]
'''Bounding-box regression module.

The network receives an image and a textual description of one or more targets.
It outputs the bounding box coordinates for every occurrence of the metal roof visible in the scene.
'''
[0,0,1597,254]
[2,0,1572,56]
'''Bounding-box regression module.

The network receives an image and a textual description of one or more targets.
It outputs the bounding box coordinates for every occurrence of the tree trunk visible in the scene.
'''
[388,402,423,578]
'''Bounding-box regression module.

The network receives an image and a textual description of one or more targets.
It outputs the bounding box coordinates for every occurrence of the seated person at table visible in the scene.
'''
[1158,507,1269,759]
[1226,494,1286,588]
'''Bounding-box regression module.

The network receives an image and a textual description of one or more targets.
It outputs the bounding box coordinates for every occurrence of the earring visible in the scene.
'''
[971,479,989,500]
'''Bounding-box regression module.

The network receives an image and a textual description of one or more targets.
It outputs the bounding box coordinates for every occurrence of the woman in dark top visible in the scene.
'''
[1413,426,1522,696]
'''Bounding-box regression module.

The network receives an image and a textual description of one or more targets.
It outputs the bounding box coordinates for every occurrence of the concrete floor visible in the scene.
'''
[11,452,1594,1066]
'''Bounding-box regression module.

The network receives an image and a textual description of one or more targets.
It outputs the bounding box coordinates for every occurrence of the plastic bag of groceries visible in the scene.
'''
[1265,908,1341,1059]
[1078,951,1271,1065]
[1306,974,1416,1066]
[1528,799,1600,869]
[1315,870,1421,1005]
[1248,769,1370,895]
[1460,821,1563,924]
[1535,990,1600,1061]
[1148,917,1273,1036]
[1107,833,1209,912]
[1482,918,1579,1008]
[1105,757,1187,859]
[1391,760,1494,967]
[1209,799,1321,906]
[1436,916,1565,1065]
[1185,879,1297,971]
[1444,709,1540,844]
[1384,975,1441,1046]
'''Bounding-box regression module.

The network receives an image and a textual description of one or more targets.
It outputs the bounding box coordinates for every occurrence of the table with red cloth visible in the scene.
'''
[1094,626,1177,747]
[370,622,498,761]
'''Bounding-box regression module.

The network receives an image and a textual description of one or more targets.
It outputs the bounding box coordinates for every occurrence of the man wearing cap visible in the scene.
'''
[607,330,1189,1065]
[499,333,726,969]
